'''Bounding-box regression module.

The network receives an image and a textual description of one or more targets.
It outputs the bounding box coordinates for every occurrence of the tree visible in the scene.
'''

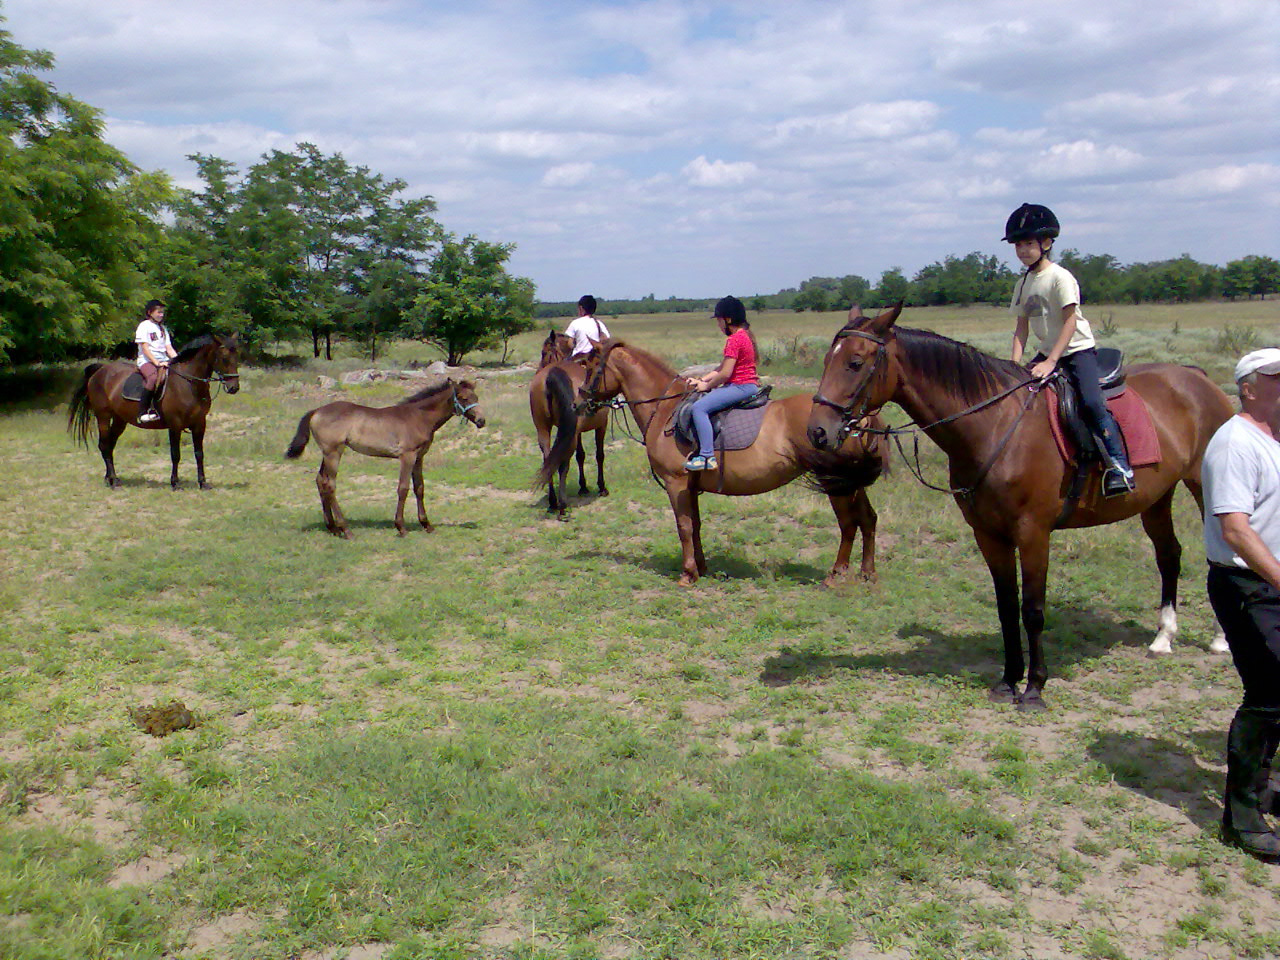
[870,268,909,307]
[0,21,170,362]
[1223,258,1256,300]
[402,235,536,365]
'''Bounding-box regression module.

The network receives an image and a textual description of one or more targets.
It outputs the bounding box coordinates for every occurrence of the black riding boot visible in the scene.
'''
[137,387,155,422]
[1260,717,1280,817]
[1223,707,1280,862]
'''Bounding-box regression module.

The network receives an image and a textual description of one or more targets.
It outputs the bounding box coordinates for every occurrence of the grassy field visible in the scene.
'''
[3,300,1280,960]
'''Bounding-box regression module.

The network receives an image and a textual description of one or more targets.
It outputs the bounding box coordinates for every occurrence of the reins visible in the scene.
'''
[816,326,1046,500]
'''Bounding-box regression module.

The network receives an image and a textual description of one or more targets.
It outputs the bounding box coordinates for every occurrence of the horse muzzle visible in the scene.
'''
[224,378,241,394]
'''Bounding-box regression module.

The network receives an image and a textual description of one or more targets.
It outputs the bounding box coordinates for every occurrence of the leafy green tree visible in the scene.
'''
[870,268,909,308]
[402,235,536,365]
[0,22,170,361]
[1222,258,1256,300]
[1250,256,1280,299]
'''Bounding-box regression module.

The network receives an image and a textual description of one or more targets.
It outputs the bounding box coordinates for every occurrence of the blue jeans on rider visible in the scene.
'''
[1035,348,1130,470]
[692,382,760,457]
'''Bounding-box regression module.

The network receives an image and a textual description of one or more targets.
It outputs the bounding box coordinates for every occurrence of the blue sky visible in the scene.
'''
[6,0,1278,301]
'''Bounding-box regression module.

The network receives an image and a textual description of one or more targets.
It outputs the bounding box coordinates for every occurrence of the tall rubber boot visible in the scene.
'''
[1096,414,1134,497]
[137,387,158,423]
[1223,707,1280,862]
[1260,715,1280,817]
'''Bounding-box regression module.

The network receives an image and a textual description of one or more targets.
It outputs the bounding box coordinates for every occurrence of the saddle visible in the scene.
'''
[1050,347,1127,464]
[669,385,773,452]
[121,369,168,403]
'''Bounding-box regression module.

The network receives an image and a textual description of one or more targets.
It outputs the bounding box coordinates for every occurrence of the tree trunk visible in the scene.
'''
[325,331,333,362]
[312,328,321,358]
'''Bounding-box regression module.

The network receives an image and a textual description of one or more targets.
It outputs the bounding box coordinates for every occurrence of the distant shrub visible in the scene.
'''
[1214,323,1260,355]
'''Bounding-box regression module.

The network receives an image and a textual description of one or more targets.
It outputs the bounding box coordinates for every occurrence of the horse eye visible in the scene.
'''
[847,357,863,371]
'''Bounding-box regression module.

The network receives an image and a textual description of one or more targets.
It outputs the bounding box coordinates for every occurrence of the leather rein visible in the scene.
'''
[812,327,1045,500]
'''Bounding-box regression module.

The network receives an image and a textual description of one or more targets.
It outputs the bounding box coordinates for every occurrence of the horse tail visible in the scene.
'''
[799,426,889,496]
[536,366,579,486]
[67,363,103,448]
[285,410,316,459]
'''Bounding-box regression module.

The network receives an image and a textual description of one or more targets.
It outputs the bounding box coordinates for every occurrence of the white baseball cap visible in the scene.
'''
[1235,348,1280,382]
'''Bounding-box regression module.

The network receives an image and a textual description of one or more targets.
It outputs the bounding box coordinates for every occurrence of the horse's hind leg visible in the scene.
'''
[317,448,349,538]
[99,415,125,487]
[1142,489,1182,655]
[1184,476,1229,653]
[594,427,608,496]
[412,453,433,532]
[393,456,415,536]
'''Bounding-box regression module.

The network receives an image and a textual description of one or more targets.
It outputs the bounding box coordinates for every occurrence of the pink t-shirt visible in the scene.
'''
[724,328,757,385]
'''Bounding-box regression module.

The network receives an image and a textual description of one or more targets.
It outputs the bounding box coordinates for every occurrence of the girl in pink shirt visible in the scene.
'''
[686,296,761,471]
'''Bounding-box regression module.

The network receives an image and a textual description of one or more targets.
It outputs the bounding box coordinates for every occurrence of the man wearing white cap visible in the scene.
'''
[1201,347,1280,862]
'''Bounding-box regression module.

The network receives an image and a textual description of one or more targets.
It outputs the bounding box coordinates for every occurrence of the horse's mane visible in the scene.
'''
[598,338,680,380]
[397,379,473,405]
[173,334,218,362]
[841,319,1027,406]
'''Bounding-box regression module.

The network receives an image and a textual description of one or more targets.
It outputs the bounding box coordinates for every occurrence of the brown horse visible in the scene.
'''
[529,329,609,518]
[67,334,241,489]
[568,338,887,585]
[285,379,485,538]
[807,305,1235,709]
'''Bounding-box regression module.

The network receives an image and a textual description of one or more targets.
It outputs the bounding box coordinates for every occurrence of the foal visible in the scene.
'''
[285,379,485,537]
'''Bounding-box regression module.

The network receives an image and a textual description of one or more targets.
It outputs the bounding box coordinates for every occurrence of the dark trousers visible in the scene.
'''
[1207,565,1280,834]
[1034,347,1129,467]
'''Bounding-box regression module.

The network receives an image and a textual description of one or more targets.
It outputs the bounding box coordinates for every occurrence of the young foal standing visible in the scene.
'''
[285,379,485,537]
[807,305,1234,709]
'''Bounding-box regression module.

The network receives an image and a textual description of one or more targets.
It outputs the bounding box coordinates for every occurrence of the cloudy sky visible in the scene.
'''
[6,0,1278,301]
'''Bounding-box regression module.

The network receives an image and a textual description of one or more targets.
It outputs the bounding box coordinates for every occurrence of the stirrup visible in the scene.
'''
[1101,465,1134,497]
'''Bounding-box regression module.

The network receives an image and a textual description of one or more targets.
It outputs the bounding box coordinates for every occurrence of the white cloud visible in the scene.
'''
[682,155,760,188]
[3,0,1276,300]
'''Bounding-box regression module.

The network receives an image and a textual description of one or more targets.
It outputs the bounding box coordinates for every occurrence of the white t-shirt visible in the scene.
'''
[1202,415,1280,567]
[1009,261,1096,358]
[135,319,174,368]
[565,315,610,357]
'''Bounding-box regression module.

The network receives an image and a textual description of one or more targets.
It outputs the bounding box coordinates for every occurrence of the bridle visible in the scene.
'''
[811,328,889,447]
[451,383,481,422]
[810,325,1045,500]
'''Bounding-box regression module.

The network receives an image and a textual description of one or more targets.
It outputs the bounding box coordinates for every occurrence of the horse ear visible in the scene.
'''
[847,304,861,321]
[871,302,902,333]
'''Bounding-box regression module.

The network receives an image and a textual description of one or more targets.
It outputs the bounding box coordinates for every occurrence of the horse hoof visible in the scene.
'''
[557,512,570,523]
[598,488,609,497]
[578,487,590,497]
[1015,694,1047,712]
[421,524,435,533]
[199,482,212,491]
[989,682,1018,703]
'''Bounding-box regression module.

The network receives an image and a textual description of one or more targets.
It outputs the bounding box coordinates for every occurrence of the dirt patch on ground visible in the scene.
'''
[16,783,141,846]
[108,850,189,888]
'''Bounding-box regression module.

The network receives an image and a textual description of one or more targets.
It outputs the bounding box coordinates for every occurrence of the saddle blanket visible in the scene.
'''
[1046,386,1160,468]
[121,370,168,403]
[671,401,771,452]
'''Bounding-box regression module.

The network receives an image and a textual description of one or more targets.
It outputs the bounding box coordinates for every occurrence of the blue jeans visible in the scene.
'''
[691,383,759,457]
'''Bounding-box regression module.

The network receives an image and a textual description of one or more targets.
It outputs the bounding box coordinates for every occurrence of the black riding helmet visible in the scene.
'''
[1003,203,1059,243]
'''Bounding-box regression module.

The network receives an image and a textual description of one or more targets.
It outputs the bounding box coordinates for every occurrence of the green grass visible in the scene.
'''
[2,301,1280,959]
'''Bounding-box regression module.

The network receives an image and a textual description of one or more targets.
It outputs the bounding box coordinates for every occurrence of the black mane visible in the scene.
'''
[398,379,472,405]
[173,334,217,362]
[839,318,1028,407]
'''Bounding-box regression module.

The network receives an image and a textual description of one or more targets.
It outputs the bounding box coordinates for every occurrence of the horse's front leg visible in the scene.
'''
[665,477,703,585]
[412,452,433,532]
[1015,533,1051,710]
[594,426,608,496]
[169,428,183,489]
[191,421,210,490]
[971,527,1025,702]
[394,456,414,536]
[575,437,589,496]
[824,491,878,586]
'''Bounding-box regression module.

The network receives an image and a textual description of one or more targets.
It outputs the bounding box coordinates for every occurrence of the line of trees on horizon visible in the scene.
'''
[535,250,1280,320]
[0,20,535,367]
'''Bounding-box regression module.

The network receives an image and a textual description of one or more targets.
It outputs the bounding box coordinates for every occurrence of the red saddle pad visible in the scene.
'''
[1045,386,1161,468]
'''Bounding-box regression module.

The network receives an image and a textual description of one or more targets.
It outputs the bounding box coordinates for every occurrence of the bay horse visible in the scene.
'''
[529,329,609,518]
[285,379,485,538]
[807,305,1235,709]
[569,338,887,585]
[67,334,241,489]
